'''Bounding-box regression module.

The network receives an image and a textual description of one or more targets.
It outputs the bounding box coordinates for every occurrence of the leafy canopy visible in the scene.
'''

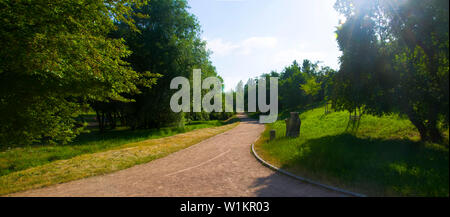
[0,0,153,146]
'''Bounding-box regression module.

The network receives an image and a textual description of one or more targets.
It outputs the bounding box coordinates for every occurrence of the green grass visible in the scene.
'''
[0,119,232,177]
[0,122,239,195]
[255,106,449,197]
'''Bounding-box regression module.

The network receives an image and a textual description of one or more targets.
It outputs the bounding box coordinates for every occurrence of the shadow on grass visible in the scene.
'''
[0,120,234,177]
[68,120,227,147]
[70,128,176,146]
[277,134,449,196]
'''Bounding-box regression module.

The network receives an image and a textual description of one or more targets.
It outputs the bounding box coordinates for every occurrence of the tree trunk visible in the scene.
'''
[427,124,443,143]
[96,110,105,132]
[407,110,442,143]
[427,103,443,143]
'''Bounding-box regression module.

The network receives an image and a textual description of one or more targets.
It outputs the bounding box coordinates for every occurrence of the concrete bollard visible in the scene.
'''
[285,112,301,138]
[270,130,276,141]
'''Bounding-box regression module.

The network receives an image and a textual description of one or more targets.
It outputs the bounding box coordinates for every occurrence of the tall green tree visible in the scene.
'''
[333,0,449,142]
[277,60,331,111]
[333,3,386,116]
[0,0,152,146]
[278,61,307,110]
[108,0,220,129]
[386,0,449,142]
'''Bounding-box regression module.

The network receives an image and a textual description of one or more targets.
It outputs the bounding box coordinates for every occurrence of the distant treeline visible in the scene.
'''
[242,59,336,115]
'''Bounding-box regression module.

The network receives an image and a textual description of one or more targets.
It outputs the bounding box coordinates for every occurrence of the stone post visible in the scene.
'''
[270,130,276,141]
[285,112,301,138]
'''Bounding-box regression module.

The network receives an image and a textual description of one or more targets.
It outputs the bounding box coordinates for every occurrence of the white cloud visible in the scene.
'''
[239,37,278,55]
[206,36,278,56]
[205,37,337,91]
[206,38,239,56]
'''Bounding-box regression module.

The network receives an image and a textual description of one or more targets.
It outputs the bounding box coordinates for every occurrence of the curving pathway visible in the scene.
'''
[11,114,345,197]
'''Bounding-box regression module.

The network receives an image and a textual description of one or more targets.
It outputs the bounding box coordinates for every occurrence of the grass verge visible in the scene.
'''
[0,122,238,195]
[0,120,231,177]
[254,106,449,196]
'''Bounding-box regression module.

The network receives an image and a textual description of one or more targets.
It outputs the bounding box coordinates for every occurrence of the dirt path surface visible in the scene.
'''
[11,114,345,197]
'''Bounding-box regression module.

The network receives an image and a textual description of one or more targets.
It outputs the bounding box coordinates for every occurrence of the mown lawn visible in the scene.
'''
[255,106,449,196]
[0,119,233,177]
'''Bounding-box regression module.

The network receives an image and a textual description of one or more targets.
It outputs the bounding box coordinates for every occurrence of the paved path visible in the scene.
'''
[12,115,345,197]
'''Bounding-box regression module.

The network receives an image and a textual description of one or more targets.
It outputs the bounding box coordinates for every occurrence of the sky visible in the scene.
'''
[187,0,343,90]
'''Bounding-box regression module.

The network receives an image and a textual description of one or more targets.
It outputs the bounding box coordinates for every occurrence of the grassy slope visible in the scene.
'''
[0,120,228,177]
[255,107,449,196]
[0,122,239,195]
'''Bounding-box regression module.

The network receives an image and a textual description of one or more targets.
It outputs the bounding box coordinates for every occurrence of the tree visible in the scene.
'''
[333,6,384,116]
[317,66,337,102]
[0,0,154,146]
[300,76,322,97]
[276,60,332,111]
[333,0,449,142]
[278,61,307,110]
[387,0,449,142]
[103,0,222,129]
[247,59,336,115]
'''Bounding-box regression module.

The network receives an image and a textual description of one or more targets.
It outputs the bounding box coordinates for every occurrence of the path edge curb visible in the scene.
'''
[250,143,367,197]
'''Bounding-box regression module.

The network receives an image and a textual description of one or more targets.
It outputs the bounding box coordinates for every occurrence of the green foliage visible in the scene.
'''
[0,0,153,146]
[94,0,224,130]
[258,106,449,196]
[278,61,307,110]
[0,120,226,177]
[276,60,336,111]
[300,76,322,96]
[388,0,449,142]
[333,0,449,142]
[245,59,336,114]
[333,5,388,114]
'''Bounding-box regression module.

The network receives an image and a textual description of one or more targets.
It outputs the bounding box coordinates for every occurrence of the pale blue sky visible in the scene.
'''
[188,0,343,90]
